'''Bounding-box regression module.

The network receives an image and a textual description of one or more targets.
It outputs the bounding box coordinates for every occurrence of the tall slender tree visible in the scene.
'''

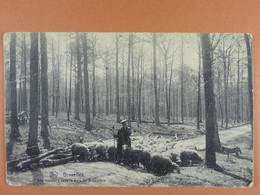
[197,38,202,129]
[82,33,91,130]
[127,33,132,125]
[56,34,60,117]
[159,37,173,125]
[121,50,126,115]
[22,33,27,113]
[244,33,253,135]
[168,53,174,125]
[40,32,50,149]
[222,37,228,129]
[9,33,21,141]
[137,46,143,126]
[65,34,69,120]
[51,40,56,116]
[90,34,98,117]
[131,33,135,120]
[236,41,241,123]
[103,50,110,116]
[74,33,81,120]
[181,35,184,123]
[152,33,160,126]
[115,34,120,122]
[68,44,73,121]
[26,32,40,156]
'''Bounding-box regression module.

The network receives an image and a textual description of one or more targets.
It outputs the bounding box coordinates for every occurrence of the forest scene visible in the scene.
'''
[4,32,253,187]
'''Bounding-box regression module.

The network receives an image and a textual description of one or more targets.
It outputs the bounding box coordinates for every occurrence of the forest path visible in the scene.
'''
[173,124,251,151]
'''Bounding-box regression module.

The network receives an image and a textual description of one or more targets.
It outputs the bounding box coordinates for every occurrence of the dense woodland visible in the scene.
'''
[4,32,253,168]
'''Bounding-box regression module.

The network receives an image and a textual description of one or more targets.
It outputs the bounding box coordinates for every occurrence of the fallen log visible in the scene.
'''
[46,153,72,160]
[39,156,74,167]
[15,148,66,170]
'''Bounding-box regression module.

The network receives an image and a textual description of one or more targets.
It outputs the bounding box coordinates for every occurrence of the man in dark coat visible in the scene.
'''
[114,120,131,162]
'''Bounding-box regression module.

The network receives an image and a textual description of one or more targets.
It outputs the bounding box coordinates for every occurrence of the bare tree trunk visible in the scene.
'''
[65,35,69,120]
[26,32,40,156]
[40,32,50,149]
[217,69,224,127]
[164,55,169,124]
[56,34,60,117]
[244,33,253,135]
[82,33,91,130]
[18,75,22,113]
[127,33,131,126]
[22,33,27,113]
[81,73,84,113]
[97,87,101,115]
[68,45,72,121]
[222,38,228,129]
[74,33,81,120]
[152,33,160,126]
[9,33,21,141]
[109,68,113,114]
[121,53,125,115]
[197,41,202,129]
[236,43,241,123]
[201,33,220,168]
[241,61,244,122]
[52,40,55,116]
[168,55,174,125]
[181,35,184,123]
[91,36,97,117]
[137,48,142,126]
[131,34,135,120]
[115,34,120,122]
[176,84,179,121]
[105,53,109,116]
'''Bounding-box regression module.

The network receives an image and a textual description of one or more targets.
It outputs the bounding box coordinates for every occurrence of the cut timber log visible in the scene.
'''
[39,156,74,167]
[14,148,66,170]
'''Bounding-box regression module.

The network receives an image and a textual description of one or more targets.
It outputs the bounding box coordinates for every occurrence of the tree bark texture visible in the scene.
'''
[10,32,21,141]
[82,33,91,130]
[40,32,50,149]
[201,33,219,168]
[26,32,40,156]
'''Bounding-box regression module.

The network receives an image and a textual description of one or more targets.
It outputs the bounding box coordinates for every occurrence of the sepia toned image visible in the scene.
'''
[4,32,253,187]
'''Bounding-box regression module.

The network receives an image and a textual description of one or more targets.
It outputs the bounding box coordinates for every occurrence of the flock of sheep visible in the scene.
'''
[71,138,204,176]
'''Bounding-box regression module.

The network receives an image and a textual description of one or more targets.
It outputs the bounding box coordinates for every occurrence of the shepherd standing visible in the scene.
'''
[114,120,131,162]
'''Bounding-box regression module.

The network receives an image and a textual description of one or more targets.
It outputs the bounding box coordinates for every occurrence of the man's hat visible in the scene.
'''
[120,119,127,124]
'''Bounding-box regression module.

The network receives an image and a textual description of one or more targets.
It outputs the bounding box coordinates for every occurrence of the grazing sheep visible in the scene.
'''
[108,146,117,162]
[86,144,98,161]
[71,143,91,162]
[169,153,179,162]
[95,145,109,161]
[122,147,141,167]
[180,150,203,166]
[139,151,151,170]
[148,155,180,176]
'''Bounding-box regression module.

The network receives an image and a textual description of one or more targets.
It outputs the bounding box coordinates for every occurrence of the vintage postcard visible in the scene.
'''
[4,32,253,187]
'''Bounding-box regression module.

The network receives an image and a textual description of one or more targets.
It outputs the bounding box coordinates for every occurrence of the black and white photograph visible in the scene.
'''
[4,32,253,187]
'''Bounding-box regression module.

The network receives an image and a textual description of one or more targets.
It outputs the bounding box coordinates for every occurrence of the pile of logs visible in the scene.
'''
[7,148,73,172]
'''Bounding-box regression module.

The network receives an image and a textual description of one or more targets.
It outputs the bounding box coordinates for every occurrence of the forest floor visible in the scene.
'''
[5,113,253,187]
